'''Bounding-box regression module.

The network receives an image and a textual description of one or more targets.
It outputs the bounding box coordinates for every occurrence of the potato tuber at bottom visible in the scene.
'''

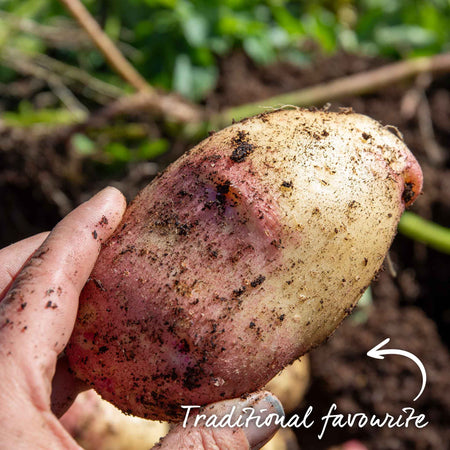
[60,390,169,450]
[264,357,310,414]
[66,108,422,421]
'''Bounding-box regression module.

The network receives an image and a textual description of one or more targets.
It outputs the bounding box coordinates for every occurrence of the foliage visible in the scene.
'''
[1,1,448,250]
[1,0,449,103]
[352,0,450,58]
[2,100,80,126]
[70,126,170,167]
[1,0,449,170]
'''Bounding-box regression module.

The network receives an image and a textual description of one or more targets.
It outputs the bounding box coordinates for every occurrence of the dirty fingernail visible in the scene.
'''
[240,394,284,450]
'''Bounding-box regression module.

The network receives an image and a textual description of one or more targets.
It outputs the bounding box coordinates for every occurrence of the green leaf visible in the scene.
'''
[137,138,169,160]
[105,15,122,41]
[2,102,79,127]
[173,53,193,98]
[351,286,373,324]
[104,142,131,163]
[182,15,209,46]
[72,134,96,156]
[243,36,276,65]
[375,25,436,49]
[191,65,218,100]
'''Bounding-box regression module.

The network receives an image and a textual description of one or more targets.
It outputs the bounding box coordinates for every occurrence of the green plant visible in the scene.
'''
[2,0,448,104]
[399,211,450,255]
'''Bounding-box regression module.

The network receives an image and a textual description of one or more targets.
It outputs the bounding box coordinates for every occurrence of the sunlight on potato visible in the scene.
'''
[67,109,422,420]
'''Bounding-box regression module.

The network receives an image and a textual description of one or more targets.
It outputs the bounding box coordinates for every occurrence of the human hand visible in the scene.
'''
[0,187,127,448]
[154,391,284,449]
[0,187,283,449]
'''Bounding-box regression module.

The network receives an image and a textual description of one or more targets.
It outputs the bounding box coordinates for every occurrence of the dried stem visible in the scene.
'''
[0,11,138,57]
[401,74,446,165]
[0,50,86,118]
[58,0,151,92]
[0,10,91,49]
[73,91,204,133]
[66,53,450,134]
[0,47,123,104]
[416,93,446,166]
[213,53,450,126]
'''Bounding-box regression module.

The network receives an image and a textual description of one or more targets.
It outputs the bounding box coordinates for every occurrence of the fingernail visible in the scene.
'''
[92,186,119,200]
[89,186,126,213]
[240,393,284,450]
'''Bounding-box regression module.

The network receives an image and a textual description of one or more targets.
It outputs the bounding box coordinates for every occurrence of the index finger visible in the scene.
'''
[0,187,126,386]
[0,232,50,301]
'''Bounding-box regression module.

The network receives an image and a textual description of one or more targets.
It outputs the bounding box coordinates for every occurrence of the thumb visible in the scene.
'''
[155,391,284,450]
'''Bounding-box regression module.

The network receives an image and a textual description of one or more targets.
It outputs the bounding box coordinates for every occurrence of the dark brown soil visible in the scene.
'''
[0,50,449,449]
[296,271,450,450]
[204,50,388,110]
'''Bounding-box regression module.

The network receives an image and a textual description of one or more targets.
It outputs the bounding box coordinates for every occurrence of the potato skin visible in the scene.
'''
[67,109,422,421]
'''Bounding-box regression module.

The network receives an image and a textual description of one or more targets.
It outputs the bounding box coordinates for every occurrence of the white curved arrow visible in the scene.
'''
[367,337,426,402]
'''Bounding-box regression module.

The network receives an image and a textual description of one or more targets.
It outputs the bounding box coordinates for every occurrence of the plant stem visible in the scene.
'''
[213,53,450,126]
[398,211,450,254]
[0,47,123,104]
[58,0,151,93]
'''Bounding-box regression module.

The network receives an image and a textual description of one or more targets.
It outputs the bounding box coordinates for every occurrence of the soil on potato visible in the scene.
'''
[1,50,449,449]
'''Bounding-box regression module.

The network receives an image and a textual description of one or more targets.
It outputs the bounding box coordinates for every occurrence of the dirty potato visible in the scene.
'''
[66,109,422,421]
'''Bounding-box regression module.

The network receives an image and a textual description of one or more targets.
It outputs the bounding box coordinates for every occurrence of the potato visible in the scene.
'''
[264,357,310,414]
[60,390,169,450]
[261,428,300,450]
[66,108,422,421]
